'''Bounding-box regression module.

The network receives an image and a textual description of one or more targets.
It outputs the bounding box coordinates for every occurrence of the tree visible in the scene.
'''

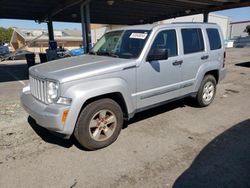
[0,27,13,43]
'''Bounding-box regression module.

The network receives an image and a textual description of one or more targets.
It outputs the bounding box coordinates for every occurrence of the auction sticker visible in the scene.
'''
[129,33,148,39]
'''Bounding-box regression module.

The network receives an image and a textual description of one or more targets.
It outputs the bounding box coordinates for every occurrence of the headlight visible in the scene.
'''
[46,81,59,104]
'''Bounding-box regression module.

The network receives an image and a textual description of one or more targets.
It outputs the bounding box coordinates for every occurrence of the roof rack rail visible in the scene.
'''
[171,22,216,25]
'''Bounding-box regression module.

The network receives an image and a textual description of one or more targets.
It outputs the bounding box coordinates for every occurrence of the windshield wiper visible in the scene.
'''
[96,51,119,58]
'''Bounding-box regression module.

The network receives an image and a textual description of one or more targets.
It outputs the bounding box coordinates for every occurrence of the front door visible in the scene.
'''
[136,29,183,109]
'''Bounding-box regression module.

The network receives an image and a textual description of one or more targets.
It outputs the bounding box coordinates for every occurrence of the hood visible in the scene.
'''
[30,55,134,83]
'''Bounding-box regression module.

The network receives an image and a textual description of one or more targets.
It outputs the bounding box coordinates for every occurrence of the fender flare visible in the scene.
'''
[62,78,135,135]
[194,62,220,92]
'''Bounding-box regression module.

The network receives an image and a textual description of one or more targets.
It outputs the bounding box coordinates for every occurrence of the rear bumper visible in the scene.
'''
[21,91,71,135]
[219,68,226,82]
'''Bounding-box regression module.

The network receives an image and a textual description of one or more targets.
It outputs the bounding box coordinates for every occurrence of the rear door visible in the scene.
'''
[179,27,208,95]
[206,27,224,68]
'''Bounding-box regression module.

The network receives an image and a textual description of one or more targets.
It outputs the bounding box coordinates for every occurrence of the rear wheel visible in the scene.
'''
[74,98,123,150]
[196,75,217,107]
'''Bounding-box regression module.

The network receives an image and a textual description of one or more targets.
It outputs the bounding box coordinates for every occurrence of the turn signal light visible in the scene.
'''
[62,110,69,125]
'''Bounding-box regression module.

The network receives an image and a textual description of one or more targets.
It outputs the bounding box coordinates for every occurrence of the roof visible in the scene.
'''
[231,20,250,25]
[13,28,82,42]
[0,0,249,25]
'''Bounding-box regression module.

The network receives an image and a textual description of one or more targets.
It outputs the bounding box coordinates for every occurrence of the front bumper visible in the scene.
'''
[21,91,70,135]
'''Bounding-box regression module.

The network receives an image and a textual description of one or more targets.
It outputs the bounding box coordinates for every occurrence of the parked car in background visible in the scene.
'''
[9,50,33,60]
[56,47,71,58]
[21,23,226,150]
[55,47,85,59]
[234,36,250,48]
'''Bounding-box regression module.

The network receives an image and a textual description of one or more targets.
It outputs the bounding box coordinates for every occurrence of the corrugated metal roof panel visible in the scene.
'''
[0,0,249,24]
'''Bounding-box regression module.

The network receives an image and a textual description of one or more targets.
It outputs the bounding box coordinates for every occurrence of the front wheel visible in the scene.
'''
[74,99,123,150]
[196,75,217,107]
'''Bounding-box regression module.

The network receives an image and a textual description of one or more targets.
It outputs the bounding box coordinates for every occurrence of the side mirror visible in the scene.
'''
[147,48,168,62]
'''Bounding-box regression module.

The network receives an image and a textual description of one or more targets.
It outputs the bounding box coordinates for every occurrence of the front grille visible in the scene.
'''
[30,76,46,103]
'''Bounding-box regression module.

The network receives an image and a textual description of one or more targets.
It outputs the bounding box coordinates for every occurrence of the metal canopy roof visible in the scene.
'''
[0,0,250,25]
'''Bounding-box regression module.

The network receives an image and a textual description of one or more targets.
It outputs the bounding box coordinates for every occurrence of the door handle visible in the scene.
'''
[172,60,183,66]
[201,55,209,60]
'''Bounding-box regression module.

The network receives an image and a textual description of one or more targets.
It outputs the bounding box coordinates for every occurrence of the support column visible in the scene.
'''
[81,2,92,54]
[203,12,209,23]
[47,20,54,41]
[84,3,91,53]
[46,20,58,61]
[81,3,87,51]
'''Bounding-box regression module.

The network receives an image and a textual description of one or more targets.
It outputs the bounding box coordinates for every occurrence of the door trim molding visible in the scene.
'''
[132,79,195,100]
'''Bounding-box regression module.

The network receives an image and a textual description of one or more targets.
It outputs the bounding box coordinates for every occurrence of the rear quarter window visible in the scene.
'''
[206,28,222,50]
[181,28,205,54]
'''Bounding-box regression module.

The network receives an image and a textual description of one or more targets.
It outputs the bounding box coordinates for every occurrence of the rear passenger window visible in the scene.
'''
[181,28,204,54]
[206,28,222,50]
[150,30,178,57]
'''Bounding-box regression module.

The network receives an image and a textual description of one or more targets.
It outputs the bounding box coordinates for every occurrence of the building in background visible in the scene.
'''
[229,20,250,39]
[91,24,125,43]
[91,13,231,42]
[10,25,126,52]
[229,20,250,48]
[10,13,239,53]
[10,28,83,52]
[161,13,231,40]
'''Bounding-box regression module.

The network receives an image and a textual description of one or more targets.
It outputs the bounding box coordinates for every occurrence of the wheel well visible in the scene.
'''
[81,92,129,119]
[205,70,219,84]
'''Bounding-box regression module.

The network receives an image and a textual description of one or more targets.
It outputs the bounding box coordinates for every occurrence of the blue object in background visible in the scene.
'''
[69,47,85,56]
[0,45,9,55]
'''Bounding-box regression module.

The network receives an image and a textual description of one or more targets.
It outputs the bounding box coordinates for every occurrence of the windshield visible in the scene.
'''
[90,30,151,59]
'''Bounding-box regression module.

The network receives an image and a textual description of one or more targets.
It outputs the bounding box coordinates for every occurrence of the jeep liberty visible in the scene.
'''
[21,23,226,150]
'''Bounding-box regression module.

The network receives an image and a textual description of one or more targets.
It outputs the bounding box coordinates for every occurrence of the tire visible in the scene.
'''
[74,98,123,150]
[196,75,217,107]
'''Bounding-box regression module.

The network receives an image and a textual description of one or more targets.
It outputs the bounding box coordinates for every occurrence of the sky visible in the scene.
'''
[213,7,250,22]
[0,7,249,30]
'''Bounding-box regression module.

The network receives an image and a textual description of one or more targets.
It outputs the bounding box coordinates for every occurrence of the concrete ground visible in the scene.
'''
[0,48,250,188]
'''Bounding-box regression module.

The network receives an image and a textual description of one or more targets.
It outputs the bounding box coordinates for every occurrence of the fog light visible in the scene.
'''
[62,110,69,125]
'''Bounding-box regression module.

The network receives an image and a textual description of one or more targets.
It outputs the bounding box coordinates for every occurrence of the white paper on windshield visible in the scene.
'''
[129,33,148,40]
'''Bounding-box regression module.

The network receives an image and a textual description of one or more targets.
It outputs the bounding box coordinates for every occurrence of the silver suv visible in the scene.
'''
[21,23,226,150]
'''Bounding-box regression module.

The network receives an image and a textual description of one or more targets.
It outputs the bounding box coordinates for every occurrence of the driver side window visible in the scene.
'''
[150,30,178,57]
